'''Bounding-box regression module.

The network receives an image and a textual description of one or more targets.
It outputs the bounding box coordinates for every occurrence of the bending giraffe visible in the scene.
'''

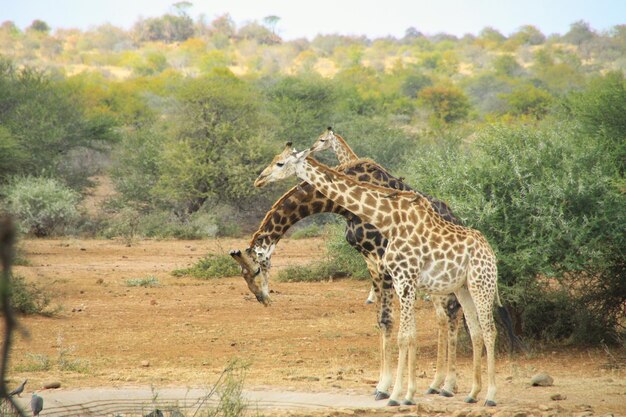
[231,158,461,399]
[255,144,500,407]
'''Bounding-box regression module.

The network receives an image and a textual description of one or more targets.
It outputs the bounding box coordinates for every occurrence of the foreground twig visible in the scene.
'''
[0,215,27,417]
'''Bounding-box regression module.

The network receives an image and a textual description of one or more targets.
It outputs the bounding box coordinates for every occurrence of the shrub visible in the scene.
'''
[289,224,323,239]
[9,274,58,315]
[275,263,336,282]
[400,123,625,345]
[4,176,80,236]
[323,223,370,279]
[277,224,370,282]
[125,276,160,287]
[172,254,239,279]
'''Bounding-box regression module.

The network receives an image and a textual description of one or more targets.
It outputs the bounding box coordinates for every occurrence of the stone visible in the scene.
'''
[43,381,61,389]
[531,373,554,386]
[550,393,566,401]
[140,360,150,367]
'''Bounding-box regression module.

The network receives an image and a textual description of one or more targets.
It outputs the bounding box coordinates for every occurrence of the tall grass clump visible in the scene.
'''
[4,176,80,236]
[172,253,240,279]
[400,121,625,345]
[276,223,369,282]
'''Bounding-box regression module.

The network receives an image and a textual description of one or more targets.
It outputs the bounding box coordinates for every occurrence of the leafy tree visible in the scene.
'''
[509,25,545,46]
[563,20,595,46]
[418,84,471,125]
[565,71,626,176]
[492,54,523,77]
[403,27,424,41]
[263,15,280,35]
[503,84,553,119]
[133,13,194,43]
[400,72,432,98]
[478,26,506,48]
[133,50,168,76]
[331,116,416,171]
[463,73,512,115]
[27,19,50,34]
[153,71,277,213]
[210,14,236,39]
[263,74,338,146]
[0,58,118,186]
[238,22,280,45]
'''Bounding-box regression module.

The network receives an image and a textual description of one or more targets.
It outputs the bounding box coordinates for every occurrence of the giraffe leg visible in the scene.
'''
[365,260,380,304]
[468,275,498,406]
[442,299,460,397]
[455,286,483,404]
[388,278,417,406]
[403,334,418,405]
[375,273,394,400]
[426,295,448,395]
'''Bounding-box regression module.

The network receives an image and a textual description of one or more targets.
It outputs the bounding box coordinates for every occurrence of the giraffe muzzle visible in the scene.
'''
[254,175,267,187]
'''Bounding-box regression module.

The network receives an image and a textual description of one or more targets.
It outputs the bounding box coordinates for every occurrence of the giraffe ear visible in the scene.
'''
[295,148,311,160]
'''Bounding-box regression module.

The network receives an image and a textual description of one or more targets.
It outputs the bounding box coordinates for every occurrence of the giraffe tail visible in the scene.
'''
[495,283,503,307]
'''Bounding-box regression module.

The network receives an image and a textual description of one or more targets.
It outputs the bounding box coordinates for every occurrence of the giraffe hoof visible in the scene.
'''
[387,399,401,407]
[375,390,390,401]
[440,389,454,398]
[401,400,415,406]
[425,388,439,395]
[484,400,497,407]
[464,396,478,404]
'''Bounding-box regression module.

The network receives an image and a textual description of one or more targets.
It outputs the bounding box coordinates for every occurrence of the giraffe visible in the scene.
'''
[254,144,500,407]
[231,158,462,399]
[309,127,468,396]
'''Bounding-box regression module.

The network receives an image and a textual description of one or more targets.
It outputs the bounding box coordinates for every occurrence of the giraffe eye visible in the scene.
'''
[276,162,284,167]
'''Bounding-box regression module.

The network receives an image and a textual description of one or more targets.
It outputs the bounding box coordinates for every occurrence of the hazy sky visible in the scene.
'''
[2,0,625,40]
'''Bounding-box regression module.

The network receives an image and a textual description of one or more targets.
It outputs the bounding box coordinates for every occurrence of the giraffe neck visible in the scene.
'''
[332,133,359,164]
[249,181,350,258]
[297,158,411,235]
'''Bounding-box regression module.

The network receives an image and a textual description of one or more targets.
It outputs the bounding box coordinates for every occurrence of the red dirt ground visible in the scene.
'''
[5,238,626,416]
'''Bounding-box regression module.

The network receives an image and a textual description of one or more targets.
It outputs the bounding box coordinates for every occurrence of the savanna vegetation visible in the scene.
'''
[0,6,624,346]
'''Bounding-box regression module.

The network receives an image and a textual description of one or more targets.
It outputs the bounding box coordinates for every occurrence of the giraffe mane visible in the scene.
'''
[333,133,359,160]
[249,181,306,247]
[306,158,426,202]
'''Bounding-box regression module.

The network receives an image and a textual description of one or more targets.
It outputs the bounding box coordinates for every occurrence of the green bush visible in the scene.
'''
[125,276,160,287]
[277,224,370,282]
[4,176,80,236]
[100,209,221,240]
[324,223,370,279]
[9,274,58,315]
[400,122,625,345]
[172,254,240,279]
[289,224,323,239]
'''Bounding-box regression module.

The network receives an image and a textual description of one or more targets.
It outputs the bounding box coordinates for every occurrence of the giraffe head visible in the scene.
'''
[309,127,336,154]
[254,142,310,187]
[229,247,271,306]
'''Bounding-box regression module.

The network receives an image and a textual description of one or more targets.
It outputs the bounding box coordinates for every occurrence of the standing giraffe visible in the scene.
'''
[231,158,461,399]
[254,144,500,407]
[310,127,468,396]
